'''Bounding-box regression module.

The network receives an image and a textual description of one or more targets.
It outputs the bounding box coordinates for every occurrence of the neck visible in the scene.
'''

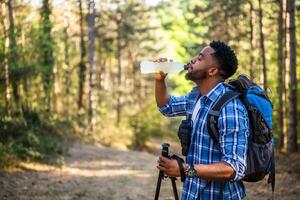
[195,77,223,96]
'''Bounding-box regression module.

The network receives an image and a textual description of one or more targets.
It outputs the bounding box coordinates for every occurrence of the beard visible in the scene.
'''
[185,68,209,81]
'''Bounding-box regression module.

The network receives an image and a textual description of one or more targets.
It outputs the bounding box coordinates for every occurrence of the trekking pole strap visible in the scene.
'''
[171,154,186,182]
[268,149,275,197]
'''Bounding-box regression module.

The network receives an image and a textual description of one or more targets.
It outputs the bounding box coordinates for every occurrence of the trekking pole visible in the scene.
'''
[170,177,179,200]
[154,143,179,200]
[154,169,164,200]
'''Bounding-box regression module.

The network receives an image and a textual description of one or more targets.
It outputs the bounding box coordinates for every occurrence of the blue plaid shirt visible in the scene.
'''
[158,82,249,200]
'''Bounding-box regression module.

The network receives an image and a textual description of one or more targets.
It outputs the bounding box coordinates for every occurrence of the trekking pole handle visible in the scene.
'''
[161,143,170,158]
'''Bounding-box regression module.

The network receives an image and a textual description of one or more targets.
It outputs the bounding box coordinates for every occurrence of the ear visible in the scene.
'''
[208,67,219,76]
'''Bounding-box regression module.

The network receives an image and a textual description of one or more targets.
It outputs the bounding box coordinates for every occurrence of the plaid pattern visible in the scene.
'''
[158,82,249,200]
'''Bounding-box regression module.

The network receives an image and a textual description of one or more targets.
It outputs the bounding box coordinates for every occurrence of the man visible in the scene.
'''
[155,41,249,199]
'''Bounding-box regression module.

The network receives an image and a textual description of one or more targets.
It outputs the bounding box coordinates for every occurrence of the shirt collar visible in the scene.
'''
[203,82,225,102]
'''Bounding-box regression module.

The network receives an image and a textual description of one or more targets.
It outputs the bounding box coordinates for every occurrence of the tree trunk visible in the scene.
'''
[78,0,87,109]
[249,1,255,81]
[87,0,96,134]
[116,47,122,126]
[283,0,288,147]
[277,0,285,151]
[258,0,268,92]
[287,0,297,153]
[7,0,19,103]
[128,48,136,107]
[64,12,71,118]
[224,9,230,43]
[116,11,122,126]
[1,2,10,110]
[97,47,106,93]
[40,0,54,113]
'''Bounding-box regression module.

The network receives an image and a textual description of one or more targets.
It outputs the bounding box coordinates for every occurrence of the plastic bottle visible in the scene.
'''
[140,61,185,74]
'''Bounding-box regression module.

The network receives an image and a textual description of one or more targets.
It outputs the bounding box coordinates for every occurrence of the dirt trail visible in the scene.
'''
[0,143,299,200]
[0,143,181,200]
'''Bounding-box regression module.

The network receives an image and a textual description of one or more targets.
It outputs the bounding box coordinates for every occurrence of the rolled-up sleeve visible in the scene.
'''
[158,95,188,117]
[218,98,249,181]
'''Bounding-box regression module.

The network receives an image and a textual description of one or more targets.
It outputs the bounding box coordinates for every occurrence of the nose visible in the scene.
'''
[190,57,197,64]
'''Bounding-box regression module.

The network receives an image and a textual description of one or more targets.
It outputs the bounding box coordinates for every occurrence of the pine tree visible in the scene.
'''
[39,0,55,112]
[7,0,20,103]
[97,0,162,125]
[87,0,96,134]
[249,1,255,81]
[277,0,285,151]
[287,0,297,153]
[78,0,87,110]
[0,1,10,109]
[258,0,268,92]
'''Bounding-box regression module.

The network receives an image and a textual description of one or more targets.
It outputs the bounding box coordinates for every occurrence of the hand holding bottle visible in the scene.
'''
[154,58,169,81]
[154,58,170,107]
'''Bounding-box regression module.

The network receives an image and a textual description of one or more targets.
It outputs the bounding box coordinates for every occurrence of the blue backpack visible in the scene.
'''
[207,75,275,192]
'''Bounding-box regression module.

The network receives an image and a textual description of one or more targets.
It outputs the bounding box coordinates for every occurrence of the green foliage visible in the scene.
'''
[156,0,206,62]
[35,0,55,110]
[0,140,16,169]
[0,39,4,64]
[168,73,195,96]
[129,102,179,150]
[98,0,162,59]
[0,107,74,169]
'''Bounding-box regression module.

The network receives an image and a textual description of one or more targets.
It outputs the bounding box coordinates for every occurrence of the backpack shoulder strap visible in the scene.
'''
[268,149,276,195]
[207,91,241,143]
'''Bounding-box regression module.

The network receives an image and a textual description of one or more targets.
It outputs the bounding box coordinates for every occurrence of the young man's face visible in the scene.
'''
[185,46,218,81]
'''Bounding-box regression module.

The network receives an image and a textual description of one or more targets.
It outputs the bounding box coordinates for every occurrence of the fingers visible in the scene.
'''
[160,58,168,62]
[159,156,170,162]
[152,58,170,78]
[156,157,180,177]
[157,157,168,173]
[154,71,168,80]
[157,156,169,164]
[159,71,168,77]
[154,58,172,63]
[157,156,173,169]
[157,165,167,171]
[157,156,167,167]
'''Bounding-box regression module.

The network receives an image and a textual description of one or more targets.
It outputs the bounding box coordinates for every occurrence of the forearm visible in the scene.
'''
[155,79,169,107]
[193,161,235,181]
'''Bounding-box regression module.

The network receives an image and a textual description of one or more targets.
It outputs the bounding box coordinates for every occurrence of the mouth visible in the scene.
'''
[184,63,193,73]
[187,66,193,73]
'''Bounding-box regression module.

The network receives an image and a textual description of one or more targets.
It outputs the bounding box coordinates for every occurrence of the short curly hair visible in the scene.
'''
[209,40,238,79]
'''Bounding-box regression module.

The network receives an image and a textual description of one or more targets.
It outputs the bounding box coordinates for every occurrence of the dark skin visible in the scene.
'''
[155,46,235,180]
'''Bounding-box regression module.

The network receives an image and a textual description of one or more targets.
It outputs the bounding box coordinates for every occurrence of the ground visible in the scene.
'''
[0,142,299,200]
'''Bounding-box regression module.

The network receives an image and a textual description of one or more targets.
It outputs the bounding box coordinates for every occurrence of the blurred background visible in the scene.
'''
[0,0,299,199]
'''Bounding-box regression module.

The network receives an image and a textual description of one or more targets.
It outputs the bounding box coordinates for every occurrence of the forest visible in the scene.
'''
[0,0,299,199]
